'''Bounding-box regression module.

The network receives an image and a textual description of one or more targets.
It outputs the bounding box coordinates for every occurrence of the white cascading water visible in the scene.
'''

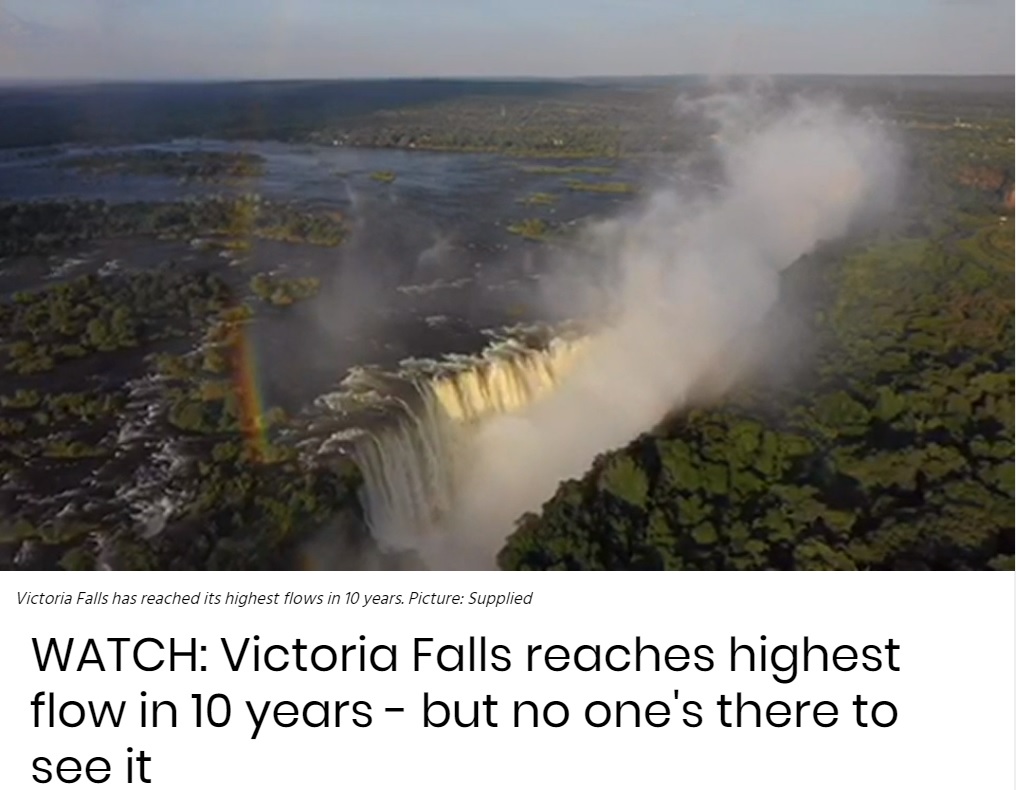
[351,335,589,549]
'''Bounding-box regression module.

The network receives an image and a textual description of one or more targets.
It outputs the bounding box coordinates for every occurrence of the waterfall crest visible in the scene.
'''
[314,327,590,550]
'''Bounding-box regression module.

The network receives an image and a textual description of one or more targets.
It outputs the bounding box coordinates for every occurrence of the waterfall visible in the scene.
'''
[353,382,463,549]
[315,327,590,551]
[430,339,587,422]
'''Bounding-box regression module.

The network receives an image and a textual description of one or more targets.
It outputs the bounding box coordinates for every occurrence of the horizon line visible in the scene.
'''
[0,72,1013,87]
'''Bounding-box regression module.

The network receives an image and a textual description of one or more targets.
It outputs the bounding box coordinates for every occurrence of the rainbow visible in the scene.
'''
[231,326,269,462]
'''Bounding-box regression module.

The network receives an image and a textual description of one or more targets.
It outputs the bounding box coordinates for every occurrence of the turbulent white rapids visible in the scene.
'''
[314,327,589,552]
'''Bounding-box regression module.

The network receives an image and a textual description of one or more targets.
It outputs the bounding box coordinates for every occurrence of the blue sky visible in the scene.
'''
[1,0,1012,79]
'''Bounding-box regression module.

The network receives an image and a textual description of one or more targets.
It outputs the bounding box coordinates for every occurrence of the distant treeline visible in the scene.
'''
[1,76,1011,152]
[0,80,590,149]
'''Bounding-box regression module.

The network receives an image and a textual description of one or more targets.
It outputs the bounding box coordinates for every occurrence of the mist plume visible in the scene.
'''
[415,94,900,568]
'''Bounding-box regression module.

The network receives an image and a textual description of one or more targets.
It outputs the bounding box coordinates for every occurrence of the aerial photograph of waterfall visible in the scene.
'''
[0,1,1012,571]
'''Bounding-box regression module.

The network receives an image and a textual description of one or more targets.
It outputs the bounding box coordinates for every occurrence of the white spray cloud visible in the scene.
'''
[425,94,900,569]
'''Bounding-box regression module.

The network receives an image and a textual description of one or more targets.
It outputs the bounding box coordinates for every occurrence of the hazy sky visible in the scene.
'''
[1,0,1012,80]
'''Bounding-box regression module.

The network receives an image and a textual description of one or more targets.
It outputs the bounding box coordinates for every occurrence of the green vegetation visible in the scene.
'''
[250,273,321,305]
[0,196,345,256]
[0,268,236,489]
[155,309,282,438]
[0,389,125,443]
[499,120,1014,572]
[327,102,623,157]
[149,451,363,571]
[60,150,265,181]
[370,170,397,183]
[520,165,616,175]
[564,179,637,195]
[507,218,550,241]
[1,270,231,374]
[308,86,718,156]
[42,440,109,459]
[113,307,366,569]
[0,192,371,571]
[0,264,367,570]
